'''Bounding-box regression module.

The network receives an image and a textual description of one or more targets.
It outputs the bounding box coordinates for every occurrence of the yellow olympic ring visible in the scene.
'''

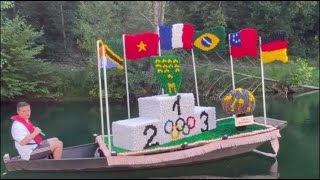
[169,125,181,140]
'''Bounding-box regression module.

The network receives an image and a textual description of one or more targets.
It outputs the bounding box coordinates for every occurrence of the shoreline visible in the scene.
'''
[1,89,319,103]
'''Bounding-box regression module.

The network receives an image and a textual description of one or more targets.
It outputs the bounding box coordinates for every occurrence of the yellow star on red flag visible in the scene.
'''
[124,32,159,60]
[137,41,147,52]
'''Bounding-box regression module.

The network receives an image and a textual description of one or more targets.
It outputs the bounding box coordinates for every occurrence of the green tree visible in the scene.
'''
[166,1,227,30]
[73,1,156,98]
[1,16,57,98]
[14,1,80,63]
[0,1,13,10]
[287,58,316,87]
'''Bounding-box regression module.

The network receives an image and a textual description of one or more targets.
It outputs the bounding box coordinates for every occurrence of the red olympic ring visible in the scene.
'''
[186,116,196,130]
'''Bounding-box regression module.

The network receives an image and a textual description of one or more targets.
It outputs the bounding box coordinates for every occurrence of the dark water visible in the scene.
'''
[1,92,319,179]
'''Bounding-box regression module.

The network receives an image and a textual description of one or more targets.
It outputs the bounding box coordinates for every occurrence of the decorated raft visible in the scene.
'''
[3,116,286,172]
[3,25,289,173]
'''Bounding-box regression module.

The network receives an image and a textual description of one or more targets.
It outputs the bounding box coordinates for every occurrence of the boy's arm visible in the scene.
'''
[18,131,38,145]
[12,123,41,145]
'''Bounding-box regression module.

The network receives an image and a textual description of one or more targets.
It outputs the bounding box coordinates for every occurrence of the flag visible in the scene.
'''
[193,26,226,54]
[150,56,182,96]
[98,40,123,70]
[261,31,288,64]
[229,28,258,58]
[159,23,194,50]
[124,32,159,60]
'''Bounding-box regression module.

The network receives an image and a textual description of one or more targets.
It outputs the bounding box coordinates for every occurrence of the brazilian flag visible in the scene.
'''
[193,26,226,54]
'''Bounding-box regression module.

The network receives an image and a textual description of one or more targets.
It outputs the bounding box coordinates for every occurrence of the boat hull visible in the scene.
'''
[3,116,287,172]
[4,142,264,172]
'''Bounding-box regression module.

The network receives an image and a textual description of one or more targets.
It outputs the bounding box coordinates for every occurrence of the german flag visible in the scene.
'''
[261,31,288,64]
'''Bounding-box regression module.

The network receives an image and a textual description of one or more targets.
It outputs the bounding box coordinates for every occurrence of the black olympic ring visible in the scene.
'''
[164,120,174,134]
[175,117,186,132]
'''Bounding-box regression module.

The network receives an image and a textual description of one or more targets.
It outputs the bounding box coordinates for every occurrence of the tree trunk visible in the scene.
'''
[141,1,166,95]
[147,1,166,72]
[60,3,67,51]
[160,1,166,25]
[153,1,160,32]
[12,1,16,14]
[152,1,166,32]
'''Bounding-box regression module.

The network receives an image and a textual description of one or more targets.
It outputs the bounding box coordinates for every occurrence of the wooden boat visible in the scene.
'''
[3,116,287,172]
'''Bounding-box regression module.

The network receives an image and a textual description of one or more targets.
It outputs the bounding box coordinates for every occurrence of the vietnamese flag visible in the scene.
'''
[261,31,288,64]
[229,28,258,59]
[124,32,159,60]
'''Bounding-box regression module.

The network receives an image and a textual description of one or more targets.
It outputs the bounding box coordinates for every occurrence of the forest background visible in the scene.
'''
[1,1,319,101]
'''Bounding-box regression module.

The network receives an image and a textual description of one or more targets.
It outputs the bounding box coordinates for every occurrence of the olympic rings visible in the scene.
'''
[164,116,196,138]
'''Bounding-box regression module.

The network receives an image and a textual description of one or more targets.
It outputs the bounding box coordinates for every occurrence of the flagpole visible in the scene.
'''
[191,49,200,106]
[228,34,235,90]
[122,34,131,119]
[97,40,105,141]
[102,42,112,152]
[157,26,164,95]
[259,36,267,125]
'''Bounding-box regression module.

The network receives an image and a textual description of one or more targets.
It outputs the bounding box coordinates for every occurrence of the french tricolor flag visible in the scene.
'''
[159,23,194,50]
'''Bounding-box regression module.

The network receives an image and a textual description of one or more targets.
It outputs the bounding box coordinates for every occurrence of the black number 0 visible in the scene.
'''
[143,125,159,148]
[200,111,209,132]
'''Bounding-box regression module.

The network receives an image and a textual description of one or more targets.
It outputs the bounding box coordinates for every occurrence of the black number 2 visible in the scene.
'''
[143,125,159,148]
[200,111,209,132]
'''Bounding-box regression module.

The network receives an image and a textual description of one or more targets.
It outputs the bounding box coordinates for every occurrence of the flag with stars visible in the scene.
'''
[124,32,159,60]
[229,28,258,59]
[193,26,226,54]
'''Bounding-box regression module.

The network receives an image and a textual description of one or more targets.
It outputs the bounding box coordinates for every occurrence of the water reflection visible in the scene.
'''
[1,156,278,179]
[151,159,279,179]
[1,92,319,178]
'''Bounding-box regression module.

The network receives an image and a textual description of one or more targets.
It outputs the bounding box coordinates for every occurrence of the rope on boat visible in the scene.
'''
[252,137,279,158]
[252,149,277,158]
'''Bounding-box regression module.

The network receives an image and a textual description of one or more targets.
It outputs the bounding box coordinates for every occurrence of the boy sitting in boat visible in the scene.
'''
[11,102,63,160]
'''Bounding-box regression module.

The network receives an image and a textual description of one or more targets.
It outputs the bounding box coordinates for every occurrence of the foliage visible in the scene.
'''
[1,1,13,10]
[166,1,227,30]
[73,1,155,99]
[167,1,319,61]
[286,58,316,87]
[0,16,57,98]
[14,1,80,62]
[0,1,318,100]
[73,1,153,55]
[52,64,92,97]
